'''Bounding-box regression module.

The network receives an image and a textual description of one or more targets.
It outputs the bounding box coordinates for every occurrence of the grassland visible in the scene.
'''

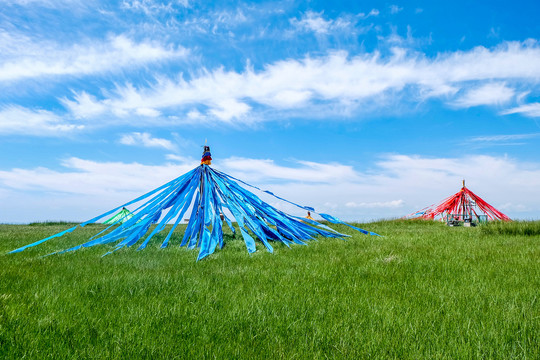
[0,220,538,359]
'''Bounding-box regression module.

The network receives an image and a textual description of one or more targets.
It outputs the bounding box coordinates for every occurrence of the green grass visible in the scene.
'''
[0,220,538,359]
[481,220,540,236]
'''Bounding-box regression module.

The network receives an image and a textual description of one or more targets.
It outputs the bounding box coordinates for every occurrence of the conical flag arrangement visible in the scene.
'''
[406,180,510,223]
[10,146,380,260]
[103,207,134,225]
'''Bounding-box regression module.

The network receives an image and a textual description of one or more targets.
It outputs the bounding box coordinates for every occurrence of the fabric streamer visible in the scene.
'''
[404,180,510,222]
[9,146,379,260]
[103,207,134,224]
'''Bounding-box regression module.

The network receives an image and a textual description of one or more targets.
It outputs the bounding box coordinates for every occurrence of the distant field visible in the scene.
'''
[0,220,538,359]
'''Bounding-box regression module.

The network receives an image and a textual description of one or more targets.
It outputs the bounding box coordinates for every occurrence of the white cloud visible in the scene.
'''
[470,133,540,142]
[178,7,251,35]
[219,157,359,183]
[430,40,540,82]
[345,200,404,208]
[120,0,190,14]
[265,90,312,108]
[453,82,515,108]
[358,9,379,19]
[369,9,379,16]
[186,109,205,120]
[501,102,540,117]
[1,153,540,222]
[61,92,108,119]
[389,5,403,14]
[165,153,191,162]
[61,40,540,123]
[119,132,177,151]
[290,11,353,34]
[0,157,192,195]
[121,0,174,15]
[209,99,251,122]
[489,27,500,39]
[212,8,249,27]
[0,105,83,135]
[291,11,331,34]
[135,107,161,117]
[0,33,188,82]
[0,0,89,6]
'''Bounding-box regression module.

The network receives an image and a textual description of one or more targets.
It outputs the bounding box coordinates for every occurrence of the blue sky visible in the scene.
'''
[1,0,540,223]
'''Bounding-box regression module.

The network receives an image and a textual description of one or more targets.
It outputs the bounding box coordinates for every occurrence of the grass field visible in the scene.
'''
[0,220,538,359]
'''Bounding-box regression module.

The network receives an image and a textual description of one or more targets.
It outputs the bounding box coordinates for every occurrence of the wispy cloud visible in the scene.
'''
[469,133,540,142]
[0,157,192,197]
[208,99,251,122]
[389,5,403,14]
[453,82,514,107]
[60,92,109,119]
[0,105,83,135]
[488,27,501,39]
[465,132,540,148]
[119,132,177,151]
[219,157,359,184]
[358,9,379,18]
[0,0,90,7]
[0,33,188,82]
[501,102,540,117]
[61,40,540,123]
[178,7,251,35]
[121,0,189,15]
[290,11,354,34]
[1,153,539,222]
[345,200,404,208]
